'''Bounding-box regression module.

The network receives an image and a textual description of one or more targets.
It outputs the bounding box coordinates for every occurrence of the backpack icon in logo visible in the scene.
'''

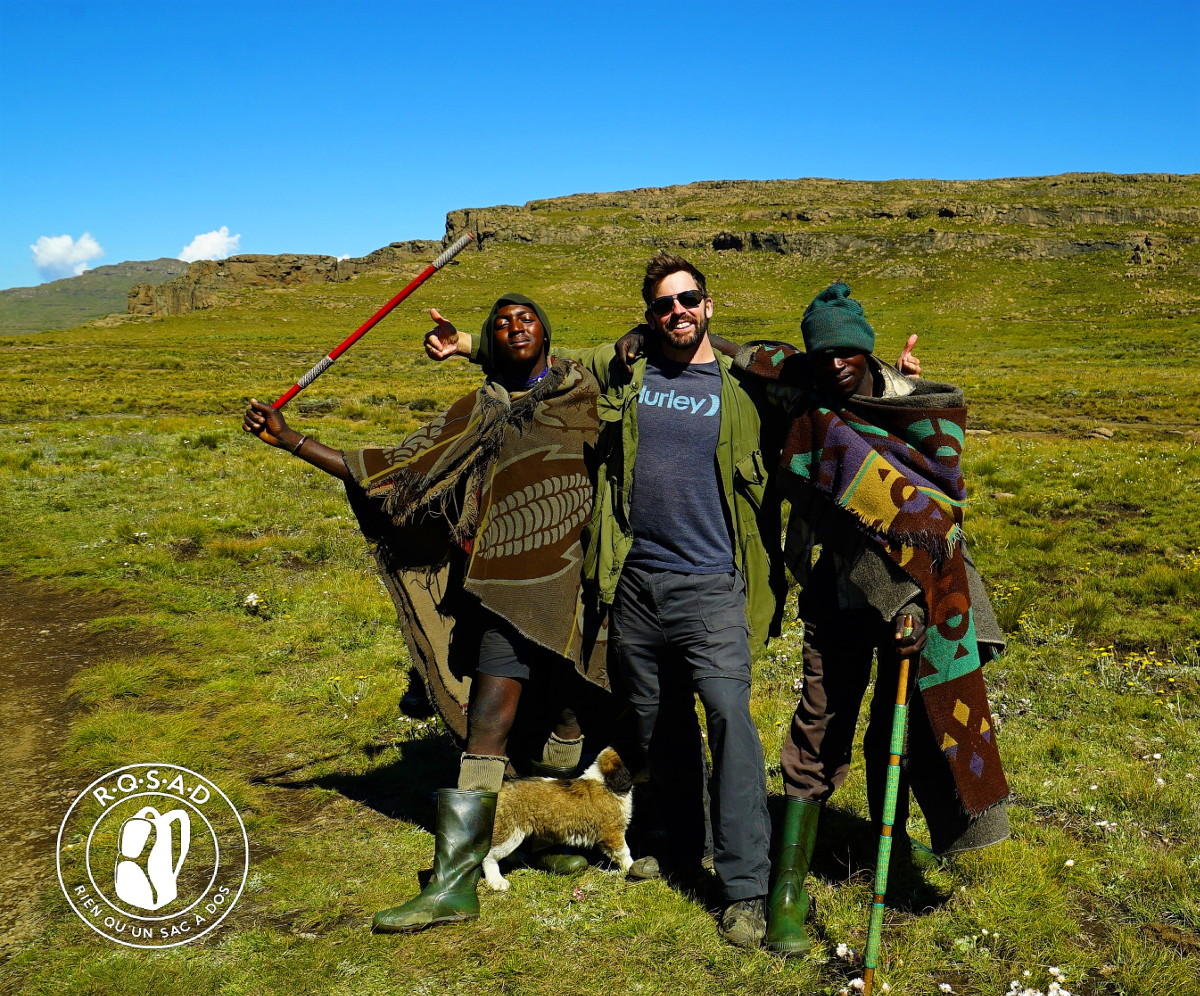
[113,806,191,910]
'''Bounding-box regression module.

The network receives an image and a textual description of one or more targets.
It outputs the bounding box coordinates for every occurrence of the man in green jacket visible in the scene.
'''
[426,252,786,947]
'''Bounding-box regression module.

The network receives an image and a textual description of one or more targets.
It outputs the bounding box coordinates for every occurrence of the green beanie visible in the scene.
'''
[476,292,552,376]
[801,282,875,354]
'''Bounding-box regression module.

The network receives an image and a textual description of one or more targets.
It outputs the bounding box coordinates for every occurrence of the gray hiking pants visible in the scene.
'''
[612,565,771,902]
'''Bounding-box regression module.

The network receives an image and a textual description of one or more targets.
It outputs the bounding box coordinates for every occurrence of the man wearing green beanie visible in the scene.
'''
[731,281,1010,955]
[801,281,877,354]
[797,281,913,405]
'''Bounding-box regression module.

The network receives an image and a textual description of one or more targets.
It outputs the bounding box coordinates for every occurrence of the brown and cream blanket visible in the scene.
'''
[342,358,608,741]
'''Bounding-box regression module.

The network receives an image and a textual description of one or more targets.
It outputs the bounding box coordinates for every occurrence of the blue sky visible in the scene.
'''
[1,0,1196,289]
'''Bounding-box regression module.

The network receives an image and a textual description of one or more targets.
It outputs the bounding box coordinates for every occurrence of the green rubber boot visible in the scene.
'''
[372,788,497,933]
[528,846,588,875]
[765,799,820,956]
[528,760,577,778]
[526,760,588,874]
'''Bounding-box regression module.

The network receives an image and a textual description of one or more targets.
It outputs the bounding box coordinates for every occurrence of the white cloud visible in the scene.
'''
[179,226,241,262]
[30,232,105,280]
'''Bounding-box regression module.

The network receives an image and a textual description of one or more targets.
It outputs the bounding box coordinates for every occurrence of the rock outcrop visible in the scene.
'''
[128,240,439,317]
[443,173,1200,259]
[128,172,1200,317]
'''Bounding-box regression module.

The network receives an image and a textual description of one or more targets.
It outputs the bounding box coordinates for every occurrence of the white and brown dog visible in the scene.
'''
[482,747,636,891]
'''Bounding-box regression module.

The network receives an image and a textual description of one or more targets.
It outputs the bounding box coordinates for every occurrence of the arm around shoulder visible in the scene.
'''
[553,343,625,389]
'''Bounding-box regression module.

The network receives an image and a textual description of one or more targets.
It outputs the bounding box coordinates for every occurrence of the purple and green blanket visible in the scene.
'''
[741,343,1009,817]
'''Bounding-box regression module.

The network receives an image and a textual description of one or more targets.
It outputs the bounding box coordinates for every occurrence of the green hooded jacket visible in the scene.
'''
[549,344,787,656]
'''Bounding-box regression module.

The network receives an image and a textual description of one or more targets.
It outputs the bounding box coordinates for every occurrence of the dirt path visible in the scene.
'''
[0,580,134,960]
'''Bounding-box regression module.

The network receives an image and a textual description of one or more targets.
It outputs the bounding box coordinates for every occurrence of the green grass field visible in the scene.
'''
[2,186,1198,995]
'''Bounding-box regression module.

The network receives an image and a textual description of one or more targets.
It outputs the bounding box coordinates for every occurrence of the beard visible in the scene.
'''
[657,311,709,352]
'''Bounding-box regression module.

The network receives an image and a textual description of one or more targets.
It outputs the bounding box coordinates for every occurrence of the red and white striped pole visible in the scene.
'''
[273,232,474,408]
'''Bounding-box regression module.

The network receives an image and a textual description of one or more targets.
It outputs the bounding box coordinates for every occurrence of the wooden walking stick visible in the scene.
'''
[272,232,474,408]
[862,613,914,996]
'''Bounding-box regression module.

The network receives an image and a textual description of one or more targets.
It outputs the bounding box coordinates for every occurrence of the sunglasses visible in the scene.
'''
[648,289,706,316]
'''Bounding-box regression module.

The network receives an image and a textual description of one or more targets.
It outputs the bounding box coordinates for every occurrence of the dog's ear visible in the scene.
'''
[599,749,635,794]
[606,764,634,794]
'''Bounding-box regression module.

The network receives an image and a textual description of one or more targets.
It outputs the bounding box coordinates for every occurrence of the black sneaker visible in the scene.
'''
[719,897,767,948]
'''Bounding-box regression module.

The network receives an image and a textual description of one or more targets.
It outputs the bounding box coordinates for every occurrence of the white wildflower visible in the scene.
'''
[849,979,865,991]
[243,592,262,607]
[1063,858,1075,867]
[939,984,953,993]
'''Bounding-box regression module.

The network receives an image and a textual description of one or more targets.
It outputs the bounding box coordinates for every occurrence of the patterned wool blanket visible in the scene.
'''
[739,344,1009,817]
[343,358,609,742]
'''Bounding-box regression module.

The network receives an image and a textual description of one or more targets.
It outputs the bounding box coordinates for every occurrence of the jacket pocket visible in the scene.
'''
[734,450,768,512]
[595,388,629,424]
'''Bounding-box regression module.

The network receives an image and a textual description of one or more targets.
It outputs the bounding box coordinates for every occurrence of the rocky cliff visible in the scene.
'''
[126,172,1199,317]
[444,173,1200,261]
[127,241,439,317]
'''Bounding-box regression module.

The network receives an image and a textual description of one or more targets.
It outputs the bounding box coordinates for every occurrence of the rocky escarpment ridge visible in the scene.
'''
[129,173,1198,316]
[703,230,1191,264]
[127,240,439,317]
[445,201,1200,251]
[445,173,1200,261]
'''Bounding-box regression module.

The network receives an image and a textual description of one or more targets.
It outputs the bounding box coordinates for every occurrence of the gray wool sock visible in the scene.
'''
[457,753,507,793]
[542,733,584,770]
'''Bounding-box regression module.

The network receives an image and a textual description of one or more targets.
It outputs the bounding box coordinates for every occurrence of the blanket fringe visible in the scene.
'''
[379,364,568,542]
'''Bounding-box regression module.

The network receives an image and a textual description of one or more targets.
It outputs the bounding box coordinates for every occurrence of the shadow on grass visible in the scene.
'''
[256,732,460,835]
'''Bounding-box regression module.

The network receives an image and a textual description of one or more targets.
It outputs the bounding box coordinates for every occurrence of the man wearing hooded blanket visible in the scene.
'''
[730,284,1010,956]
[244,293,611,934]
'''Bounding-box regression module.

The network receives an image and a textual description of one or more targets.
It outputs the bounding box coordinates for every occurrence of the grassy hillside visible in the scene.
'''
[2,174,1198,995]
[0,258,187,335]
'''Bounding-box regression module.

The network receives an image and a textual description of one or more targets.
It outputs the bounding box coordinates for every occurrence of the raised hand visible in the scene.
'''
[243,398,294,448]
[425,307,461,360]
[896,334,922,378]
[242,398,351,480]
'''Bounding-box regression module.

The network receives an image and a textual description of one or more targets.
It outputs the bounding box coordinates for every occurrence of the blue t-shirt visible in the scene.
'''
[627,356,734,574]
